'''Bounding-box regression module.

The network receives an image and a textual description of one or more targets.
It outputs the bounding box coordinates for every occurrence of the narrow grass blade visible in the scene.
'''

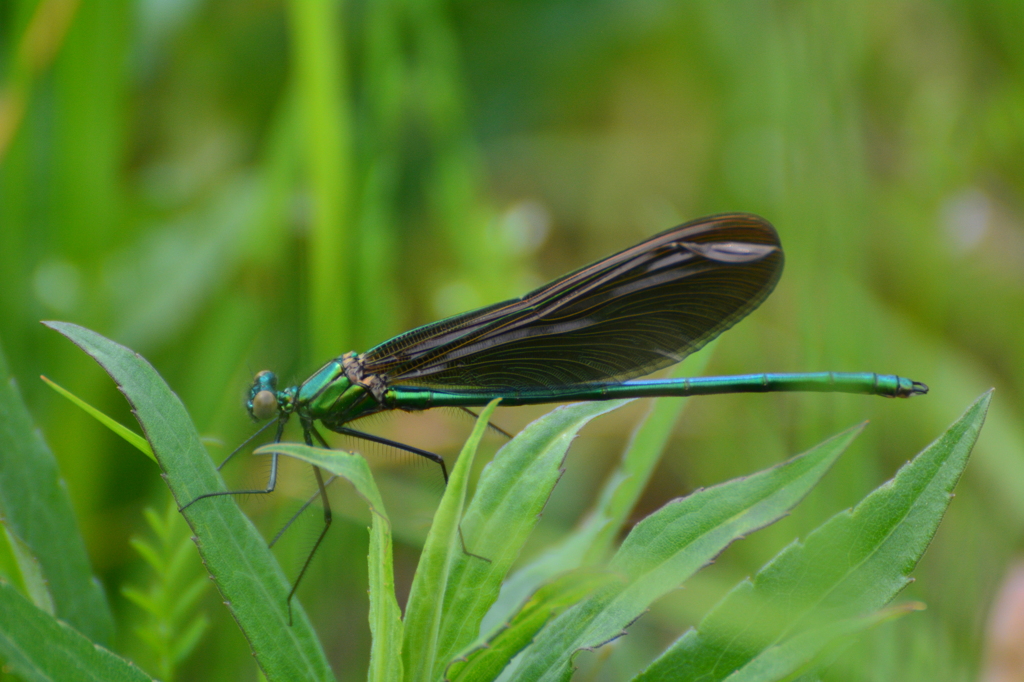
[636,391,990,682]
[253,442,402,682]
[0,580,152,682]
[402,399,500,682]
[438,400,629,679]
[0,519,55,615]
[287,0,353,362]
[44,321,335,682]
[511,423,862,682]
[40,375,155,462]
[0,337,114,644]
[366,488,403,682]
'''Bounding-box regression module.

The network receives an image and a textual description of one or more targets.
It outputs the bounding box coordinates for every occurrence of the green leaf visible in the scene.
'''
[44,321,335,682]
[402,399,501,682]
[127,537,162,572]
[366,490,403,682]
[511,423,863,682]
[582,343,716,565]
[0,336,114,644]
[448,570,622,682]
[121,587,158,616]
[636,391,990,682]
[0,519,55,615]
[0,580,152,682]
[122,498,211,680]
[438,400,629,678]
[723,602,924,682]
[484,346,712,634]
[171,613,211,666]
[252,441,403,682]
[40,375,155,461]
[479,514,606,639]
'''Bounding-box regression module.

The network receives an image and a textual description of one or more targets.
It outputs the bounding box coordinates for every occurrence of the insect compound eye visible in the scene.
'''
[252,370,277,389]
[251,390,279,420]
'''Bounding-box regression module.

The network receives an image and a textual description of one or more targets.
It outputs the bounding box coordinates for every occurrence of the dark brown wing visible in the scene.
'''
[362,213,783,390]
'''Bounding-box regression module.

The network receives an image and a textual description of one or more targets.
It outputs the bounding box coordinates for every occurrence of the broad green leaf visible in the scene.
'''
[479,513,605,638]
[449,571,622,682]
[40,375,155,461]
[436,400,629,679]
[511,423,862,682]
[636,391,990,682]
[0,336,114,644]
[724,602,924,682]
[483,346,712,634]
[253,442,402,682]
[402,399,500,682]
[44,321,335,682]
[0,580,152,682]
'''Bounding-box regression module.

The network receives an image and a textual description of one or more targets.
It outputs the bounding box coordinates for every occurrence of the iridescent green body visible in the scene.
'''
[244,212,927,482]
[247,212,925,439]
[193,212,927,612]
[253,365,923,432]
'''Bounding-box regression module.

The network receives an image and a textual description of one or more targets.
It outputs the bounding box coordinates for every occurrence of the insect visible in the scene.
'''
[184,213,926,604]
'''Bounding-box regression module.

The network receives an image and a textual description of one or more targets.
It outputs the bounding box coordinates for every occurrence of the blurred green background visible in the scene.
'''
[2,0,1023,680]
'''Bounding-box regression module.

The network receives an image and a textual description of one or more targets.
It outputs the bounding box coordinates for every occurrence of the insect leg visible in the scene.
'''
[456,407,513,440]
[284,421,334,623]
[179,418,286,512]
[216,418,280,470]
[269,474,339,549]
[330,425,449,483]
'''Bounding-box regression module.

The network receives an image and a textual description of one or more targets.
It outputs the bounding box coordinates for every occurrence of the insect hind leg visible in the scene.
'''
[456,406,513,440]
[328,425,449,483]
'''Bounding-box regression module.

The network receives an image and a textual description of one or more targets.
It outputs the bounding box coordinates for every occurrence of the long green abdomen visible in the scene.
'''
[386,372,926,411]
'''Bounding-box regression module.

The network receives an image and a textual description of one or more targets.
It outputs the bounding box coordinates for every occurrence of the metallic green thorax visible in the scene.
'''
[246,352,387,427]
